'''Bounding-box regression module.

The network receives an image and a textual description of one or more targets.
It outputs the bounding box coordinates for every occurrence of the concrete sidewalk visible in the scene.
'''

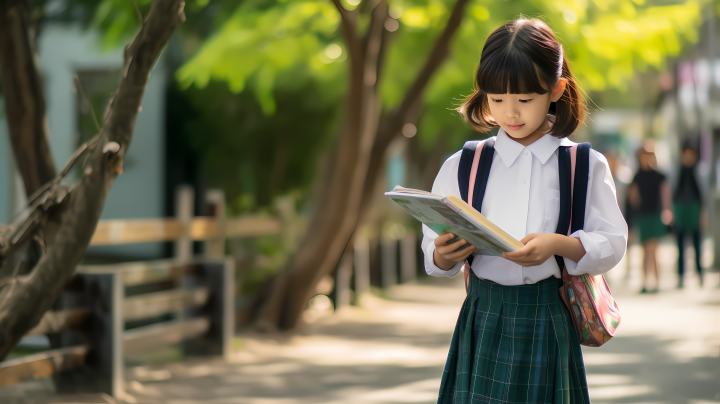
[112,244,720,404]
[2,242,720,403]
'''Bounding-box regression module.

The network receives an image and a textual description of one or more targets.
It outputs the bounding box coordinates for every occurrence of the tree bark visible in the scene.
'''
[254,0,387,331]
[0,0,185,361]
[252,0,470,331]
[0,0,56,196]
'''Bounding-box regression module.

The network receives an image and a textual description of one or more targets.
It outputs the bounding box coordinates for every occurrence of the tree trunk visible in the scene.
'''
[254,0,387,331]
[0,0,56,196]
[252,0,470,331]
[0,0,185,360]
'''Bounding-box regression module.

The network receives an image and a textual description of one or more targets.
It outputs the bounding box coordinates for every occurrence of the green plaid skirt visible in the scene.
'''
[437,274,590,404]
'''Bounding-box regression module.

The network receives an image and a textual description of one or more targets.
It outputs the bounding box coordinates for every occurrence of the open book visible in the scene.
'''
[385,186,523,256]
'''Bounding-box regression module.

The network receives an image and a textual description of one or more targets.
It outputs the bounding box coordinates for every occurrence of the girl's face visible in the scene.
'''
[681,148,697,167]
[486,80,566,142]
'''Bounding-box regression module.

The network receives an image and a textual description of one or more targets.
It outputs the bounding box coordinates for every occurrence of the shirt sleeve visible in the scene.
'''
[563,149,629,276]
[421,151,465,278]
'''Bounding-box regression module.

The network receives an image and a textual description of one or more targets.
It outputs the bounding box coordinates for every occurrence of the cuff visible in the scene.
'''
[424,241,463,278]
[563,230,614,276]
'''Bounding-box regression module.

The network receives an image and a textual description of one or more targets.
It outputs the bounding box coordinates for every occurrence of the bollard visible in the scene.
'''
[354,236,370,300]
[335,251,353,309]
[381,237,398,288]
[401,231,417,283]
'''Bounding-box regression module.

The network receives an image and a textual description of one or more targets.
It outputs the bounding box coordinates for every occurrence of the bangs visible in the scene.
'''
[476,48,549,95]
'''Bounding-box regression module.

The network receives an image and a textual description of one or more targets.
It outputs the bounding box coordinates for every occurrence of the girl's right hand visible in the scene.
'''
[433,233,475,270]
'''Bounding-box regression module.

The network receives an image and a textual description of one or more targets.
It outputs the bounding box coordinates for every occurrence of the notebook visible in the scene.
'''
[385,186,523,256]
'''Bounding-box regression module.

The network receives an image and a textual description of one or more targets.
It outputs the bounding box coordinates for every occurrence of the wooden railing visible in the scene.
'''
[0,187,258,397]
[88,216,280,245]
[0,186,421,398]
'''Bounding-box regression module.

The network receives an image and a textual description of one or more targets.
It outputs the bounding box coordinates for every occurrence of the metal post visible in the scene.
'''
[354,235,370,300]
[401,231,417,283]
[381,237,398,288]
[175,185,194,262]
[222,257,235,360]
[205,189,226,259]
[110,272,124,398]
[335,250,353,309]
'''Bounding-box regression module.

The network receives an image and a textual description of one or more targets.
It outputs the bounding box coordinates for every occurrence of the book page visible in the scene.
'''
[385,192,516,256]
[390,186,441,198]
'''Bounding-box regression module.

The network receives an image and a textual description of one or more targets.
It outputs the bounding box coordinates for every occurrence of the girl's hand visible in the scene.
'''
[502,233,586,266]
[661,208,673,226]
[433,233,475,270]
[502,233,558,266]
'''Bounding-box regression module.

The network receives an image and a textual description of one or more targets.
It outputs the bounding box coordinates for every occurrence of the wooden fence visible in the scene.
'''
[0,186,420,398]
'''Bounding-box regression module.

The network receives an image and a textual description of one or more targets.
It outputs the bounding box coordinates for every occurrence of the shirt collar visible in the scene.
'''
[495,127,572,166]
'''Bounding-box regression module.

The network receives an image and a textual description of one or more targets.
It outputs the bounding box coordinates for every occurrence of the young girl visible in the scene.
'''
[422,19,628,403]
[673,142,704,288]
[629,140,672,293]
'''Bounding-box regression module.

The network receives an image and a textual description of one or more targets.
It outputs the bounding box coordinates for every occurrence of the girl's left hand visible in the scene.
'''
[502,233,558,266]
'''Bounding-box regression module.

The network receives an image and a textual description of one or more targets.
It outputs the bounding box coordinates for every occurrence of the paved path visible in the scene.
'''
[115,243,720,404]
[3,242,720,403]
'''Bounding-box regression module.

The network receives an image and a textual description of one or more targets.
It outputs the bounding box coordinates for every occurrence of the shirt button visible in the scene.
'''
[524,150,529,156]
[522,178,526,184]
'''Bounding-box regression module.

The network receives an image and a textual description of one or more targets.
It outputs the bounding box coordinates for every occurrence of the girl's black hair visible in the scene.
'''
[458,18,587,138]
[681,139,697,153]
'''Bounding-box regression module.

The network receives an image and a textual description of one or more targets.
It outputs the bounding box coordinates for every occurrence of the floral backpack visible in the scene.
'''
[458,138,621,347]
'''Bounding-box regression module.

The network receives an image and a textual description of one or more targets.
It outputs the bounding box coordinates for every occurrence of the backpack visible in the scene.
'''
[457,138,621,347]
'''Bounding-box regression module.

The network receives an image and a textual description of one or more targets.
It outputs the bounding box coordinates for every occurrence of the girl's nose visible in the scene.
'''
[506,107,519,119]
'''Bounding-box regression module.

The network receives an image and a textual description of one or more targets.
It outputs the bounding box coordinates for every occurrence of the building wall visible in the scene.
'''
[0,24,166,259]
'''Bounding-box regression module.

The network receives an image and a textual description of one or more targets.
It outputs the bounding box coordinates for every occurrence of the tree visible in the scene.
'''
[0,0,185,360]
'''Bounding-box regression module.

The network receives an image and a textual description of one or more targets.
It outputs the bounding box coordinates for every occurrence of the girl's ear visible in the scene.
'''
[550,79,567,102]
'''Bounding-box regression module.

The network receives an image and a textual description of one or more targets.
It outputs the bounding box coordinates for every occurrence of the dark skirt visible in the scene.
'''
[437,274,590,404]
[674,201,701,232]
[635,212,667,242]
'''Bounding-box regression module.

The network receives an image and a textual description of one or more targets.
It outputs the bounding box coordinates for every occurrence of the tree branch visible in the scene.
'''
[360,0,470,216]
[0,0,56,196]
[0,0,186,361]
[331,0,361,68]
[378,0,470,141]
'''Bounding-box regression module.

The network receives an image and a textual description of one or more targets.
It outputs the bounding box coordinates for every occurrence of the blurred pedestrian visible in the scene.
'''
[628,140,673,293]
[673,142,703,288]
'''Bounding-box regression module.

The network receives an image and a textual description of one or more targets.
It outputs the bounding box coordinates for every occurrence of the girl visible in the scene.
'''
[673,142,703,288]
[421,19,628,403]
[628,140,672,293]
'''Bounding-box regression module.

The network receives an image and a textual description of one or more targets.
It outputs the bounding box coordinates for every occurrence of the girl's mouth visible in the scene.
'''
[507,124,525,131]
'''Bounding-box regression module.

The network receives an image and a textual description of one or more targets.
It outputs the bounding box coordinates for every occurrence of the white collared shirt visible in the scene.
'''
[421,129,628,285]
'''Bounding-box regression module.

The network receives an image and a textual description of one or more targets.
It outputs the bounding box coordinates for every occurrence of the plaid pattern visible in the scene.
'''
[438,275,590,404]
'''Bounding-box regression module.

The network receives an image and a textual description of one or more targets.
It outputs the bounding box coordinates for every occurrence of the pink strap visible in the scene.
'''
[464,140,486,292]
[467,140,486,207]
[568,145,577,236]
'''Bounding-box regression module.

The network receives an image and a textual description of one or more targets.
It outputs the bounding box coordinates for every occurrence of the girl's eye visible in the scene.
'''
[492,99,502,103]
[519,98,533,103]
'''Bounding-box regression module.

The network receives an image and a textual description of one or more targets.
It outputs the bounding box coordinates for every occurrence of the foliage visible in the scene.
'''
[174,0,706,153]
[166,78,340,212]
[66,0,709,210]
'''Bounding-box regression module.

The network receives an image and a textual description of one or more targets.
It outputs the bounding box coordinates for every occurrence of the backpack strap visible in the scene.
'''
[458,138,496,290]
[571,143,592,233]
[458,141,481,203]
[554,142,592,270]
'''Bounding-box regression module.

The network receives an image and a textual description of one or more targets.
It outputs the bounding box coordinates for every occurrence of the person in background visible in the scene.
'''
[673,142,704,288]
[628,140,673,293]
